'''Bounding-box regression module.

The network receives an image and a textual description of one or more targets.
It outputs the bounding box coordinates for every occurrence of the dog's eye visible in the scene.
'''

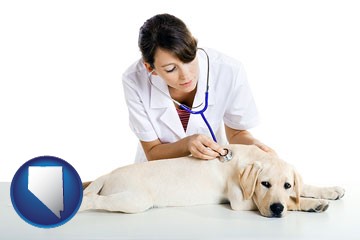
[284,182,292,189]
[261,181,271,188]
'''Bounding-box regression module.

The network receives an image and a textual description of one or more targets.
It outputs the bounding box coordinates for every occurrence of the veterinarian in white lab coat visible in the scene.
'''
[122,13,273,163]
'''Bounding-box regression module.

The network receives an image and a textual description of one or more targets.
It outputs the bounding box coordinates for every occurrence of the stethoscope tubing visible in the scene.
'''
[148,48,217,142]
[179,92,217,142]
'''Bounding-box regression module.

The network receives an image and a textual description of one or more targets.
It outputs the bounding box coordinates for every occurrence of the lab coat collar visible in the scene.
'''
[148,75,184,138]
[150,75,173,109]
[159,107,187,139]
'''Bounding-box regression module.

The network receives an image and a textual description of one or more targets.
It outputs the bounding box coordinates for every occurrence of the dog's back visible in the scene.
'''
[98,156,232,207]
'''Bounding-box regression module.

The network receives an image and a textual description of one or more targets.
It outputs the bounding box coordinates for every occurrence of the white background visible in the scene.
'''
[1,0,359,186]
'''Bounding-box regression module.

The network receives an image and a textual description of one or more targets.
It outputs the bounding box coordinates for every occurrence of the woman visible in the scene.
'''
[122,13,272,163]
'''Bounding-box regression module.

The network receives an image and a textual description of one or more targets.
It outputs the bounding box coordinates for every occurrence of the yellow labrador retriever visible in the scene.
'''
[80,144,345,217]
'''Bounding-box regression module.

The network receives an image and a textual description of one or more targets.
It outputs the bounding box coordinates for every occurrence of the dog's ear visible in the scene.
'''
[293,169,303,206]
[239,162,262,200]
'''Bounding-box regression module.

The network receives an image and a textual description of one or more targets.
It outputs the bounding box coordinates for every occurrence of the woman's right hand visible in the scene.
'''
[185,134,226,160]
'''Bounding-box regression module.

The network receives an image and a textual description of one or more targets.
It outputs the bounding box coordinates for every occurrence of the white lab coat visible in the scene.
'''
[122,48,259,163]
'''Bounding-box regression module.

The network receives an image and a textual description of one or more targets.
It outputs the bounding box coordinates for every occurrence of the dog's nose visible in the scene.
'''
[270,203,284,217]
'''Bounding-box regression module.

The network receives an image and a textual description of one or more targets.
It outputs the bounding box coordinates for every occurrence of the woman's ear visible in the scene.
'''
[144,62,157,75]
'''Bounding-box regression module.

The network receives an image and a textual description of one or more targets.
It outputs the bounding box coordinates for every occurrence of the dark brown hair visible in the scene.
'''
[138,13,198,69]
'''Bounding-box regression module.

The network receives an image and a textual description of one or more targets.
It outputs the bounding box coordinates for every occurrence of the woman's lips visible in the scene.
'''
[180,80,193,87]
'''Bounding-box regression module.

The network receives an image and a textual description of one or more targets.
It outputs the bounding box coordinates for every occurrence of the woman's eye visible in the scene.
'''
[261,181,271,188]
[165,66,176,73]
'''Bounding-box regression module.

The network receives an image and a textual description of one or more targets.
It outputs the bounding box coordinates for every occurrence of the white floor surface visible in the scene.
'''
[1,182,359,240]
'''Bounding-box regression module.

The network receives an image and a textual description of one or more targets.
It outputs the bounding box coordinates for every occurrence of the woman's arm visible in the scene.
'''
[225,125,274,153]
[141,134,226,161]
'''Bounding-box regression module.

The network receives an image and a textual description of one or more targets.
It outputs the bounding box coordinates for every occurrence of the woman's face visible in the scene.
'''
[146,48,199,93]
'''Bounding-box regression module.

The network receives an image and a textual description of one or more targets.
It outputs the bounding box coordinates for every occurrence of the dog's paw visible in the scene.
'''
[323,186,345,200]
[307,199,330,213]
[333,187,345,200]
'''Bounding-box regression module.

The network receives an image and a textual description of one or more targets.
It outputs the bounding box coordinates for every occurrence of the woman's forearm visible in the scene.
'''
[225,126,274,153]
[141,134,225,161]
[141,138,191,161]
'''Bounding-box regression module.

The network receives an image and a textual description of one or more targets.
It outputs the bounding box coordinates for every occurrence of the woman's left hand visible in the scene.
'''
[254,142,277,155]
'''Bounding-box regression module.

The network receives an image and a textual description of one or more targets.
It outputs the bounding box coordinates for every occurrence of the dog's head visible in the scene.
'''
[239,158,302,218]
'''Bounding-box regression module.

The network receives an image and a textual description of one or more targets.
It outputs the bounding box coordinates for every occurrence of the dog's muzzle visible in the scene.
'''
[219,148,232,162]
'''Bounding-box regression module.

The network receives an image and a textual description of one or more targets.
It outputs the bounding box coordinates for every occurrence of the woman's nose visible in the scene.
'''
[178,64,191,80]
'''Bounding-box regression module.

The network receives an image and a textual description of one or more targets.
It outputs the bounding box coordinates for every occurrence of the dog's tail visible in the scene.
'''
[83,175,108,195]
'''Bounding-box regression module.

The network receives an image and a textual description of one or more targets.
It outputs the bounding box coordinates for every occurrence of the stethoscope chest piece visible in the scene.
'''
[219,148,233,162]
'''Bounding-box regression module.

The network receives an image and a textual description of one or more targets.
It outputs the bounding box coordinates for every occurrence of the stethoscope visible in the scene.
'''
[147,48,232,162]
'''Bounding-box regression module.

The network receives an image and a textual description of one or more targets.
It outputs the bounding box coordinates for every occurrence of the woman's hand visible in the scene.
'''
[253,141,277,155]
[185,134,226,160]
[225,126,277,155]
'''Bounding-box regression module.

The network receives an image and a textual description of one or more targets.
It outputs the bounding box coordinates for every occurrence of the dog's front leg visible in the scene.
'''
[301,184,345,200]
[288,196,329,213]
